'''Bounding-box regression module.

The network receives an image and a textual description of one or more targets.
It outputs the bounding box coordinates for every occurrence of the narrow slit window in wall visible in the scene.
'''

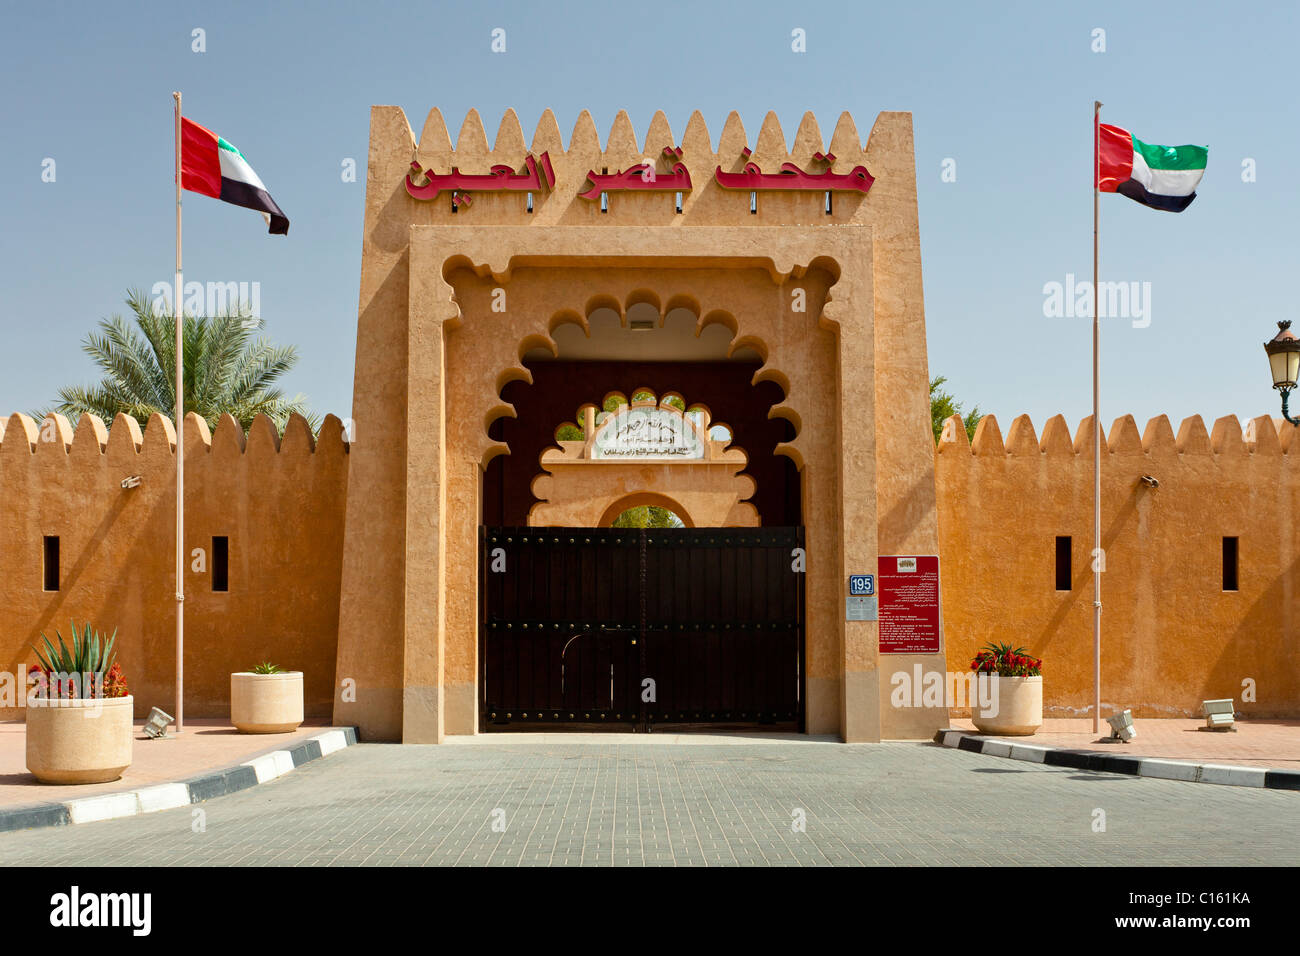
[1055,536,1071,591]
[1223,536,1239,592]
[213,536,229,592]
[43,536,59,592]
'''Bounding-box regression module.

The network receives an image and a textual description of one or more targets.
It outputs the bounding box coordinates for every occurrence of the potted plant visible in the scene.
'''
[969,641,1043,736]
[230,662,303,734]
[26,622,133,784]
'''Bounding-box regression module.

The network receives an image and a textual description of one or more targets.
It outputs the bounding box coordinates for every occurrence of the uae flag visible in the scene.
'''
[180,118,289,234]
[1098,124,1207,212]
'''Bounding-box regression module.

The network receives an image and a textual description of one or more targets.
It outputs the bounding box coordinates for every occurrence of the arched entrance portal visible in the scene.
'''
[479,303,807,732]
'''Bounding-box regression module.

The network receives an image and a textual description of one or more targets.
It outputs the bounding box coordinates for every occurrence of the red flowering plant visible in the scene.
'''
[969,641,1042,677]
[29,621,128,700]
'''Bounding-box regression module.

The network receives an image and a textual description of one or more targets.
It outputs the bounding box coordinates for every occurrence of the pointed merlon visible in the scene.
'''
[143,412,177,456]
[604,110,639,161]
[1246,414,1281,455]
[936,413,970,453]
[643,111,674,157]
[1,412,38,455]
[1210,415,1245,455]
[971,414,1004,455]
[415,108,453,165]
[1039,414,1074,456]
[183,411,211,455]
[567,110,601,155]
[754,111,788,159]
[1175,415,1212,455]
[281,413,316,455]
[70,413,109,457]
[1107,415,1142,455]
[492,109,526,157]
[792,112,824,162]
[212,413,246,457]
[828,112,863,159]
[530,109,563,155]
[1277,418,1297,453]
[318,414,349,454]
[717,111,749,162]
[106,414,143,456]
[246,413,281,455]
[1005,414,1039,456]
[680,110,713,157]
[1140,415,1177,456]
[1072,415,1106,455]
[455,109,490,158]
[33,413,75,455]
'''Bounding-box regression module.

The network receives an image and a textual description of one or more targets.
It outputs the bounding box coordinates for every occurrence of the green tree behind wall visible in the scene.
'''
[37,289,318,434]
[930,375,981,444]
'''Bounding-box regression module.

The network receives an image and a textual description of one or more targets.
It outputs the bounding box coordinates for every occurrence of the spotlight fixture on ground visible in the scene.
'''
[1102,709,1137,743]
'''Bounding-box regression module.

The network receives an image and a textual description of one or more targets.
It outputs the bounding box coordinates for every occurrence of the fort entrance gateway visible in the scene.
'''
[332,106,949,743]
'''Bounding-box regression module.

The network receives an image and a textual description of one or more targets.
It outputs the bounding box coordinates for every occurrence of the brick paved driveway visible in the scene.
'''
[1,741,1295,865]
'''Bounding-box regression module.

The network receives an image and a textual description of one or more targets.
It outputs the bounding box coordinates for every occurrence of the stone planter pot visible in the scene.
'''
[231,672,304,734]
[25,695,134,784]
[971,675,1042,736]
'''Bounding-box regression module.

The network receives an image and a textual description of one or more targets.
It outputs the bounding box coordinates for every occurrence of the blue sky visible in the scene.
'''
[2,0,1296,434]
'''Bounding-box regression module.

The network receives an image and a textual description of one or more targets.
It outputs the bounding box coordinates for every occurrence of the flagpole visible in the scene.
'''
[173,91,185,734]
[1092,100,1102,736]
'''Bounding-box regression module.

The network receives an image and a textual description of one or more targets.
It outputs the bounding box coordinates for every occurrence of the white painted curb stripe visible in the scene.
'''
[1008,744,1048,763]
[312,729,349,756]
[1198,764,1267,788]
[65,792,140,825]
[135,783,192,814]
[240,750,296,784]
[1137,758,1199,783]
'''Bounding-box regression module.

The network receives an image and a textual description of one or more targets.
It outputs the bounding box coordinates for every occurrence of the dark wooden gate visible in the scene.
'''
[480,527,804,732]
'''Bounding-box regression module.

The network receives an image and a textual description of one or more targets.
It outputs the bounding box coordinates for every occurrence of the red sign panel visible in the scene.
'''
[878,555,941,654]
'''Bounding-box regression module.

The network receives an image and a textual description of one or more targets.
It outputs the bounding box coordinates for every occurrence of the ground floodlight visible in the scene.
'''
[1104,709,1137,743]
[143,706,173,738]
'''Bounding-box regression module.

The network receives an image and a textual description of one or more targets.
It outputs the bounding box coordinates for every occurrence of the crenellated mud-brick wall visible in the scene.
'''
[937,411,1300,718]
[0,410,348,721]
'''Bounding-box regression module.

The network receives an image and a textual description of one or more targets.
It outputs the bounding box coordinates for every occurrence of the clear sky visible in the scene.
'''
[2,0,1296,435]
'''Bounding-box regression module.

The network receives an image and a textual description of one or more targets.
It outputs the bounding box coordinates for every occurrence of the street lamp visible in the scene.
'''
[1264,320,1300,426]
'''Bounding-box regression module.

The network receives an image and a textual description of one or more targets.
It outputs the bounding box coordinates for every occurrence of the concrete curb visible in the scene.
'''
[934,728,1300,791]
[0,727,358,834]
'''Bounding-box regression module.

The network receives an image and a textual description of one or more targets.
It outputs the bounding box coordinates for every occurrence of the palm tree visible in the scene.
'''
[40,290,317,432]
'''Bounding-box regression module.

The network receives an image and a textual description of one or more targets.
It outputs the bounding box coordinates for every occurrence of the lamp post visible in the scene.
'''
[1264,320,1300,426]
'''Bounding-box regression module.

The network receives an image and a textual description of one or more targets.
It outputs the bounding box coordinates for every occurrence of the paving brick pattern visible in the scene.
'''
[1,741,1296,866]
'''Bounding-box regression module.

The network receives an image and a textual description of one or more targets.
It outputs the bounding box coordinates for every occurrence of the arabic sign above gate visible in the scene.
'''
[590,406,706,460]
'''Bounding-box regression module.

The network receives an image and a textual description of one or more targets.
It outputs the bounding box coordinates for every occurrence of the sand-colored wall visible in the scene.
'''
[0,410,348,721]
[937,411,1300,718]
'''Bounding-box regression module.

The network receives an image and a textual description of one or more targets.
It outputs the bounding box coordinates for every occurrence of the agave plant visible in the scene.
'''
[31,621,118,699]
[250,661,284,675]
[969,641,1042,677]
